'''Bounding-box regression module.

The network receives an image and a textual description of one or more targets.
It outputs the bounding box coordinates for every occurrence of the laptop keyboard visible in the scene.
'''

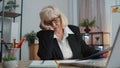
[73,58,107,68]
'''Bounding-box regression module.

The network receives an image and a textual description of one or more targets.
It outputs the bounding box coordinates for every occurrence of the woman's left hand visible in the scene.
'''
[100,52,110,58]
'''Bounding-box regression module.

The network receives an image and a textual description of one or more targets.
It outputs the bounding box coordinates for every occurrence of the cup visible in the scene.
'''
[3,60,18,68]
[8,48,20,62]
[3,48,20,68]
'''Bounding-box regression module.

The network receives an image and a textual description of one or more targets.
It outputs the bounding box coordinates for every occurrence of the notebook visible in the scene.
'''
[28,60,58,68]
[80,47,111,60]
[69,25,120,68]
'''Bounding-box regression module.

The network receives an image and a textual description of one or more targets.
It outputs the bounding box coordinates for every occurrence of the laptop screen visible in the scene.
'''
[106,25,120,68]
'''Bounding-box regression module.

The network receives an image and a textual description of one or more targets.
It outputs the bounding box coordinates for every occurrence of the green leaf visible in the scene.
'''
[3,56,16,61]
[24,31,37,42]
[80,19,96,27]
[4,1,19,10]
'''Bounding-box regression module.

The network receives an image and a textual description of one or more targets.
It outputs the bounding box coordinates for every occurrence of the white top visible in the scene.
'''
[54,26,74,59]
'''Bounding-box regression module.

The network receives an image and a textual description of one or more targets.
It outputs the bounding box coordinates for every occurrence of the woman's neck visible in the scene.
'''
[55,28,64,40]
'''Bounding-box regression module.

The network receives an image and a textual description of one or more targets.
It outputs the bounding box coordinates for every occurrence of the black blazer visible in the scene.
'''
[37,25,99,60]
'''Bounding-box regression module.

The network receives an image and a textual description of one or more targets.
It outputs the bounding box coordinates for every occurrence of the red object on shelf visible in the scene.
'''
[112,7,118,13]
[84,27,91,33]
[1,39,9,50]
[16,37,25,48]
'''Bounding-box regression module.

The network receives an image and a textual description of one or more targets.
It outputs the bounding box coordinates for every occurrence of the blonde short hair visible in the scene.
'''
[39,5,68,29]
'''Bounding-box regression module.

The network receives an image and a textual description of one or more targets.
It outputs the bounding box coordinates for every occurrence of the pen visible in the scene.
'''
[12,39,16,48]
[13,39,16,48]
[1,39,9,50]
[41,60,45,64]
[15,37,25,48]
[55,60,60,68]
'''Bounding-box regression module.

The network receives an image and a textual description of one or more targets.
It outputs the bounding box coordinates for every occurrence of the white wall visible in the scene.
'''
[110,0,120,45]
[105,0,120,46]
[105,0,112,46]
[20,0,79,60]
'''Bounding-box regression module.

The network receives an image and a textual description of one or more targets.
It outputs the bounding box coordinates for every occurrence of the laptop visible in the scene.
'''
[106,24,120,68]
[62,25,120,68]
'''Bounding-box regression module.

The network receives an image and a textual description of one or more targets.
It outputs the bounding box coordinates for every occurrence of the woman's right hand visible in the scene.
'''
[40,23,53,30]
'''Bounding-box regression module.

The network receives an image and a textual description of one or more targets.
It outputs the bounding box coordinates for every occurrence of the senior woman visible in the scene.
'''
[37,5,101,60]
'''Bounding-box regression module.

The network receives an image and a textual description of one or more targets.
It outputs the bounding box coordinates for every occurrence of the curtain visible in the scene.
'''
[79,0,106,32]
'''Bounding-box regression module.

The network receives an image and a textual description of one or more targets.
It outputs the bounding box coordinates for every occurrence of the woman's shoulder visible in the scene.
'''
[36,30,54,38]
[68,25,80,32]
[68,25,79,28]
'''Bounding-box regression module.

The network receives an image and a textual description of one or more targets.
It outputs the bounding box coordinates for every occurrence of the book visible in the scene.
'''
[28,60,58,68]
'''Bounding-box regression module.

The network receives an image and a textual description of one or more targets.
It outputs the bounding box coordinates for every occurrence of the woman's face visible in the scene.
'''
[44,16,62,31]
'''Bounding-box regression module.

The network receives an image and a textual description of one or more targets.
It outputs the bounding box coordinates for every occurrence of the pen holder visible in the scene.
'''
[3,48,20,68]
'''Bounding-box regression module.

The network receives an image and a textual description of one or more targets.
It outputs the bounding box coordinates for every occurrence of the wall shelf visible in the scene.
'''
[0,11,21,18]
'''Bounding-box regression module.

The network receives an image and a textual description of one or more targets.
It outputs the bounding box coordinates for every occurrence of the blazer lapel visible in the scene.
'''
[67,34,83,59]
[53,39,64,59]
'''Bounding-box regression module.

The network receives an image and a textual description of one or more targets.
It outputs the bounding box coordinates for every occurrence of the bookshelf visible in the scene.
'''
[0,0,23,62]
[82,32,110,50]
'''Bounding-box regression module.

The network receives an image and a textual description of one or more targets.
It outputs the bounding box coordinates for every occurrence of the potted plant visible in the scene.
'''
[5,0,19,12]
[80,18,96,33]
[2,48,19,68]
[3,56,17,68]
[24,31,37,44]
[3,55,16,61]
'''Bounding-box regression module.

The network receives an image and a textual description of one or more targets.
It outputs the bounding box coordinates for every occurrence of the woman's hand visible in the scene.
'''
[40,24,53,30]
[100,51,110,58]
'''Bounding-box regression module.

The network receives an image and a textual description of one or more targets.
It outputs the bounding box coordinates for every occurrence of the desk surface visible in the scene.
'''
[0,60,81,68]
[0,60,106,68]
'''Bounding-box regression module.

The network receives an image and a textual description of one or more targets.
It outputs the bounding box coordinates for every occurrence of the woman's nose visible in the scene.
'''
[51,22,57,27]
